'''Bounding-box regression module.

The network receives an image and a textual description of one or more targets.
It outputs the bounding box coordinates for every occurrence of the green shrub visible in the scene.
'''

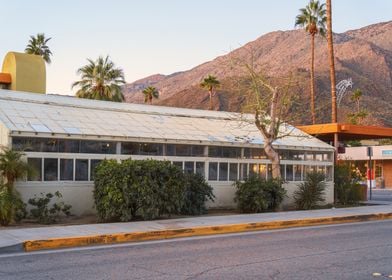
[234,177,286,213]
[0,186,26,226]
[28,191,72,224]
[94,159,214,222]
[294,171,326,210]
[182,173,215,215]
[334,163,362,205]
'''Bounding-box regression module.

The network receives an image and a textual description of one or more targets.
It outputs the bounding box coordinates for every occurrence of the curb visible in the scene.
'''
[23,212,392,252]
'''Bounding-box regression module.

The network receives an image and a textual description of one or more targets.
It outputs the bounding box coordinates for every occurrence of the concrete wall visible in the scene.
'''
[16,180,334,216]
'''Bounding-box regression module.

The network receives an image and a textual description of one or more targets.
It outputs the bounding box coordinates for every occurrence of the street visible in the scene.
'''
[0,220,391,280]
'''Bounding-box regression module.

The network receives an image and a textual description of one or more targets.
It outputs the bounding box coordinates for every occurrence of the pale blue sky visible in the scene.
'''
[1,0,391,95]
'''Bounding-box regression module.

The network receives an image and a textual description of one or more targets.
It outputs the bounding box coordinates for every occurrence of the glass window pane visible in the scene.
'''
[166,144,175,156]
[90,159,102,181]
[28,158,42,181]
[219,162,228,181]
[75,159,89,181]
[326,166,333,181]
[42,139,59,152]
[294,165,302,181]
[176,145,190,156]
[192,145,205,157]
[121,142,139,155]
[60,159,73,181]
[81,141,116,154]
[13,137,40,152]
[208,162,218,181]
[280,165,285,180]
[208,146,220,157]
[286,165,294,181]
[196,162,205,176]
[44,158,58,181]
[239,163,248,180]
[249,163,258,177]
[59,140,80,153]
[139,143,163,156]
[184,161,194,174]
[305,152,315,161]
[229,163,238,181]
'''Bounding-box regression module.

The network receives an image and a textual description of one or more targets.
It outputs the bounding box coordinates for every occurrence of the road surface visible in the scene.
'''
[0,220,391,280]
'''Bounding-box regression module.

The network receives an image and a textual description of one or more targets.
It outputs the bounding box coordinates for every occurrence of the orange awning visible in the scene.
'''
[297,123,392,142]
[0,73,11,84]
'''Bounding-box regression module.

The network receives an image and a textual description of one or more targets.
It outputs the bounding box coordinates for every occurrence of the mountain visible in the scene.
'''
[123,21,392,126]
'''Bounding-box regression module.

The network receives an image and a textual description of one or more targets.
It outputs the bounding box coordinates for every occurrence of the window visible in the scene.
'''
[326,166,333,181]
[229,163,238,181]
[286,165,294,181]
[28,158,42,181]
[243,148,266,159]
[208,146,241,158]
[184,161,194,174]
[279,150,305,161]
[196,162,205,176]
[75,159,89,181]
[280,165,286,180]
[44,158,58,181]
[208,162,218,181]
[294,165,302,181]
[81,141,116,154]
[219,162,228,181]
[42,139,59,152]
[249,163,258,177]
[166,144,205,157]
[60,159,73,181]
[139,143,163,156]
[59,140,80,153]
[239,163,248,180]
[90,160,102,181]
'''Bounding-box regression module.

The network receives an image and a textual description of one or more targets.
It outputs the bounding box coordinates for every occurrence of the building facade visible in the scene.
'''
[339,145,392,189]
[0,90,335,215]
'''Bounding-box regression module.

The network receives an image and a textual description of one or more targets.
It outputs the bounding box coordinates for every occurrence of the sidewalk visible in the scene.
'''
[1,204,391,254]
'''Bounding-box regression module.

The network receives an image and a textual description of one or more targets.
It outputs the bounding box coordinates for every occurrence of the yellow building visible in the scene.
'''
[0,52,46,93]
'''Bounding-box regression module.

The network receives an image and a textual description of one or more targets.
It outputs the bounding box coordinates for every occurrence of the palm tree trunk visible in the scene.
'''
[326,0,337,123]
[209,91,213,110]
[310,34,316,124]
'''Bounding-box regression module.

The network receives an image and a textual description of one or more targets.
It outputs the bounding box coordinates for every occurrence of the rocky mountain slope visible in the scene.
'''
[123,21,392,126]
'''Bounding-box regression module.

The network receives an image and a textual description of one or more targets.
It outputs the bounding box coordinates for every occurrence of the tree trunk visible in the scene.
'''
[264,140,281,179]
[209,91,213,110]
[310,34,316,124]
[326,0,337,123]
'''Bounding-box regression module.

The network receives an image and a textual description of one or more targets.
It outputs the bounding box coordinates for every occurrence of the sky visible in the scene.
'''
[0,0,391,95]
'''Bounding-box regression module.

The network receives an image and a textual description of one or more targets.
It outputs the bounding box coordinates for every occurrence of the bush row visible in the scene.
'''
[93,159,214,222]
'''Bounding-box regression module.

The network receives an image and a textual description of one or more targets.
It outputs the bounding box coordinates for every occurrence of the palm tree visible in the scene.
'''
[25,33,53,64]
[326,0,337,123]
[72,56,126,102]
[0,148,31,191]
[142,86,159,104]
[0,147,31,225]
[200,75,220,110]
[295,0,326,124]
[350,88,362,113]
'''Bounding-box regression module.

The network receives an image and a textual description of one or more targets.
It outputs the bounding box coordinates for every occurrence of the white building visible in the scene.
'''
[0,90,335,215]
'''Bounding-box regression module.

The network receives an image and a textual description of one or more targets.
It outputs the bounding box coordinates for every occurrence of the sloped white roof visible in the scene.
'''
[0,90,333,150]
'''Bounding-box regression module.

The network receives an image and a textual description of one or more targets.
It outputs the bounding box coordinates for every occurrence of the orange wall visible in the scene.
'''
[383,161,392,189]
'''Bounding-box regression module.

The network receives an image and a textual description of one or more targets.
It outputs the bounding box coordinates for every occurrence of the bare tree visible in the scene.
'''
[230,50,300,179]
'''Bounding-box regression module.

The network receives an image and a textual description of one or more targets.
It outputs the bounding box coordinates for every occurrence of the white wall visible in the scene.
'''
[16,180,334,216]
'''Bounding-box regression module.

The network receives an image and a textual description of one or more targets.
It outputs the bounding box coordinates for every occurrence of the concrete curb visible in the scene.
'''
[23,212,392,252]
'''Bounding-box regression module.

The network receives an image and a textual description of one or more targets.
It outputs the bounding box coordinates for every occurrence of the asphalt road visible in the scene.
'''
[0,220,391,280]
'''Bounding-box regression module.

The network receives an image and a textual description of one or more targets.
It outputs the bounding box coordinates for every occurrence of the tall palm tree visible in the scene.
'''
[350,88,362,113]
[142,86,159,104]
[200,75,220,110]
[326,0,337,123]
[25,33,53,64]
[72,56,126,102]
[295,0,326,124]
